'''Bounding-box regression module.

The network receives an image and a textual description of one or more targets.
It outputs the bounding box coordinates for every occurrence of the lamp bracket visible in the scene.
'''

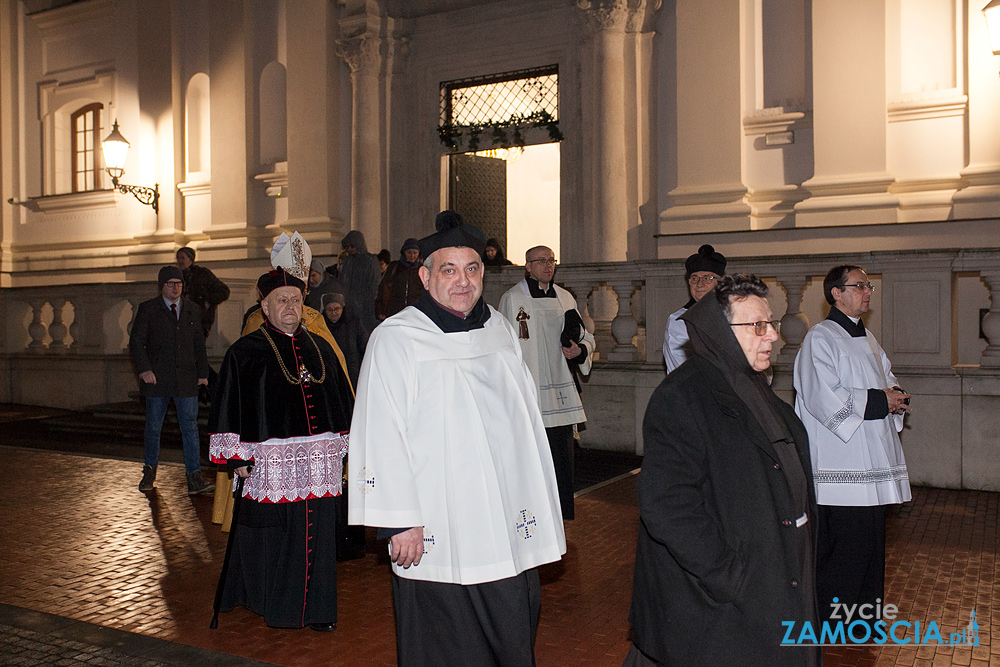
[112,179,159,213]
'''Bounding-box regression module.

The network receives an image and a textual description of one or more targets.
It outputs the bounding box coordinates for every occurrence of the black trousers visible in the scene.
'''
[816,504,886,623]
[392,569,541,667]
[545,425,575,520]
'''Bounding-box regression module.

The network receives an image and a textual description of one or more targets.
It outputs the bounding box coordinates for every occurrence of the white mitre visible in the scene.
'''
[270,231,312,282]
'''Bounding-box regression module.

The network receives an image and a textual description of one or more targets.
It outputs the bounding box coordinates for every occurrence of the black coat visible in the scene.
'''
[208,323,354,443]
[128,296,209,397]
[181,263,230,336]
[375,260,423,320]
[629,356,820,667]
[324,310,367,389]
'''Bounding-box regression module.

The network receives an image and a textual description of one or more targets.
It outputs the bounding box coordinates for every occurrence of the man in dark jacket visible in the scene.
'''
[375,238,423,321]
[129,266,214,495]
[176,247,230,338]
[338,230,382,335]
[625,274,819,667]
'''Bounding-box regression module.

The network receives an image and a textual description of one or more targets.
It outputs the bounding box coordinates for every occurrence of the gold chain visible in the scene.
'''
[259,324,326,385]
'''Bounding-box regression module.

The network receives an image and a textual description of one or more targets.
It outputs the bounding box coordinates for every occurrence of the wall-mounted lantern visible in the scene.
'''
[101,119,159,213]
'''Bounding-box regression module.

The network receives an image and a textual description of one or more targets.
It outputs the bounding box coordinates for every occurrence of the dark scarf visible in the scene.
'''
[526,277,557,298]
[414,290,491,333]
[826,305,866,337]
[681,294,791,443]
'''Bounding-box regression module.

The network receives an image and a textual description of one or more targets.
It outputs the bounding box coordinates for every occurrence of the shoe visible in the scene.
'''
[138,465,157,492]
[309,622,336,632]
[186,470,215,495]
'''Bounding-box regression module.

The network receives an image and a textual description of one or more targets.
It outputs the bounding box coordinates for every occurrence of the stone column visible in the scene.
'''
[776,275,811,365]
[337,35,384,249]
[980,271,1000,368]
[577,1,629,262]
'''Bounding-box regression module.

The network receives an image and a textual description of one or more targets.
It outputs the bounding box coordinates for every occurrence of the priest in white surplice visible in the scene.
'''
[499,245,595,520]
[793,264,911,626]
[349,211,566,667]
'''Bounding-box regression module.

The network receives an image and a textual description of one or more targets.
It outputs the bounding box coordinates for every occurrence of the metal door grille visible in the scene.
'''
[440,65,558,127]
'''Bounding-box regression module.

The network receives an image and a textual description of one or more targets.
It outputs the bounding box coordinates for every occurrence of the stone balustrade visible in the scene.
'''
[2,249,998,490]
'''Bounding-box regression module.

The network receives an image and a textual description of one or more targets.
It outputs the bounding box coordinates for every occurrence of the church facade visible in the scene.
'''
[2,0,999,489]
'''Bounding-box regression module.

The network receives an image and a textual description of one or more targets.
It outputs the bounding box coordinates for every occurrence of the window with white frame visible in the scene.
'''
[70,103,102,192]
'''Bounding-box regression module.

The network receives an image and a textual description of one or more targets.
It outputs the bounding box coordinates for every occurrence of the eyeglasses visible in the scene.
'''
[730,320,781,336]
[688,275,717,285]
[839,283,876,293]
[164,280,183,287]
[527,258,557,267]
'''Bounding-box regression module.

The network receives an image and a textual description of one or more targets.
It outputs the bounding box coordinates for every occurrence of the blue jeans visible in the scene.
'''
[143,395,201,474]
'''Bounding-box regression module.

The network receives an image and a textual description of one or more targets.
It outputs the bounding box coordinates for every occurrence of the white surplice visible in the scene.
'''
[662,305,691,373]
[347,305,566,585]
[793,320,911,507]
[498,280,594,428]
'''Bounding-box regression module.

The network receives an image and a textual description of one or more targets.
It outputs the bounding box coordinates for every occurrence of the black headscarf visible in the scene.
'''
[681,292,792,446]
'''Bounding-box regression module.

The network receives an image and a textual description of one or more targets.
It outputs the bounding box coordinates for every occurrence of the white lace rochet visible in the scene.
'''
[210,431,349,503]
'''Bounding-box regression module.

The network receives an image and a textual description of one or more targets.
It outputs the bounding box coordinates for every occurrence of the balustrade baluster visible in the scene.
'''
[979,271,1000,367]
[48,299,69,351]
[27,299,48,350]
[776,275,811,365]
[608,279,640,362]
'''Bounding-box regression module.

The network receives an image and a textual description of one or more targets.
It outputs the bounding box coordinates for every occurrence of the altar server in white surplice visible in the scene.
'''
[349,210,566,667]
[499,245,595,520]
[793,264,911,627]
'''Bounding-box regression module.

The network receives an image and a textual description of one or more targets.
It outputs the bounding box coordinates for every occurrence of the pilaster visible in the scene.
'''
[660,0,750,234]
[796,0,898,226]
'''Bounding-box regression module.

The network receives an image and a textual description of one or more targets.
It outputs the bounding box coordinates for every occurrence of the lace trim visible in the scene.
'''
[210,432,255,463]
[212,432,350,503]
[823,393,854,431]
[813,465,909,485]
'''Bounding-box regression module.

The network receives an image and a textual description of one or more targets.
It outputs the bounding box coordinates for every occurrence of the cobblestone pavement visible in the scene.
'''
[0,442,998,666]
[2,623,173,667]
[0,603,277,666]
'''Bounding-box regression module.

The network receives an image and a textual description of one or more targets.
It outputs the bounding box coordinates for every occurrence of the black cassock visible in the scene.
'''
[209,321,354,628]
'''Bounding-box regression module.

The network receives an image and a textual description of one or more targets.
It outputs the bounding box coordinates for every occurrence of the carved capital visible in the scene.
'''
[576,0,659,35]
[576,0,630,35]
[336,36,382,76]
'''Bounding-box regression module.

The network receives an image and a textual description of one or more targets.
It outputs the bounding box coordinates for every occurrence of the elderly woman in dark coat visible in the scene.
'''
[321,293,367,389]
[625,274,820,667]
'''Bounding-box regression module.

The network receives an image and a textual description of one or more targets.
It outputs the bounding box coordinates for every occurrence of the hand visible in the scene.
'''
[235,466,253,478]
[561,340,581,360]
[390,527,424,568]
[883,387,911,414]
[139,371,156,384]
[197,378,208,386]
